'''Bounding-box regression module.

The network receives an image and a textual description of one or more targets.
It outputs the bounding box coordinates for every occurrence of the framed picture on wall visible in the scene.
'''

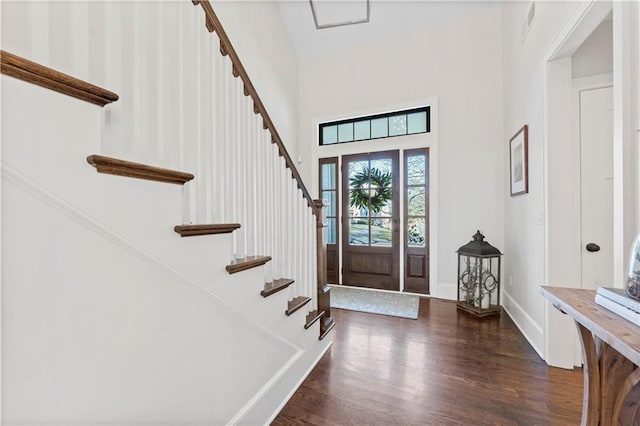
[509,125,528,196]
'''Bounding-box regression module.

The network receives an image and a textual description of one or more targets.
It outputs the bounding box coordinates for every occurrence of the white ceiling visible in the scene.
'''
[277,1,498,59]
[310,0,370,29]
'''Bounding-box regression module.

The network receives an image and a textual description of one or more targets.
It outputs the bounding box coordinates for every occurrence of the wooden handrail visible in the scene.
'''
[0,50,119,106]
[192,1,319,217]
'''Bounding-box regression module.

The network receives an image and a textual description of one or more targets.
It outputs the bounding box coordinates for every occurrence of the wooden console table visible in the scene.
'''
[541,287,640,426]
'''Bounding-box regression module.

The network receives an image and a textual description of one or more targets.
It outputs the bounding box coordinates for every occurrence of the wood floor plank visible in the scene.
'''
[273,298,583,425]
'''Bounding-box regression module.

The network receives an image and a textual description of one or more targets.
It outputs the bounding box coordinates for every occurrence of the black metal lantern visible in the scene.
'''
[457,231,502,317]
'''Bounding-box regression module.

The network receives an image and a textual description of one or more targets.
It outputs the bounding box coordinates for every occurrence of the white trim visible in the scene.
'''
[502,290,544,360]
[542,0,613,367]
[571,75,614,367]
[542,0,612,305]
[263,341,333,425]
[572,72,613,90]
[227,349,304,425]
[0,20,3,418]
[312,98,440,297]
[1,162,301,353]
[545,1,613,61]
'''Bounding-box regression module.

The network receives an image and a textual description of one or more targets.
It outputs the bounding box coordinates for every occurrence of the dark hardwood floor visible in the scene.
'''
[274,297,583,425]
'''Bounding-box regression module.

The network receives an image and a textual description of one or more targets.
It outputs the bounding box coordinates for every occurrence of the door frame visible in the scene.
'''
[541,1,640,368]
[311,99,439,296]
[319,156,340,284]
[318,142,435,295]
[571,74,613,367]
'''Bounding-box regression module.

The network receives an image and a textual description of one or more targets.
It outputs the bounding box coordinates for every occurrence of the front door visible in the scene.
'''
[342,150,400,290]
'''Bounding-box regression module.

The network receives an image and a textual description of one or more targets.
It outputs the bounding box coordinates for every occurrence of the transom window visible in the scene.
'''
[319,106,430,146]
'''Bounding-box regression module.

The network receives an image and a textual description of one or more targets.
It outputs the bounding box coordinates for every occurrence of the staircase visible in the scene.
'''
[0,1,333,424]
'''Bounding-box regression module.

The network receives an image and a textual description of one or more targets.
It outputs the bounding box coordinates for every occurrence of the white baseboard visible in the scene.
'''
[236,338,332,425]
[435,281,457,300]
[502,290,544,359]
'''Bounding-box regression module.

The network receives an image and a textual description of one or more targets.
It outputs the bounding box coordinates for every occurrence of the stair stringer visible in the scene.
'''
[1,75,330,424]
[2,76,313,339]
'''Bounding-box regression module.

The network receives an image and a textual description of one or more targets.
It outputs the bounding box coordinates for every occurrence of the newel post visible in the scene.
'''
[314,199,335,340]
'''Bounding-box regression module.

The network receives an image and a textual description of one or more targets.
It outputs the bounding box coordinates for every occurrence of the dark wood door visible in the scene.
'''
[404,148,430,294]
[342,150,400,290]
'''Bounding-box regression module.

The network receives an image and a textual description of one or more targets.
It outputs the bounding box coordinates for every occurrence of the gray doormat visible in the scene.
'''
[330,286,420,319]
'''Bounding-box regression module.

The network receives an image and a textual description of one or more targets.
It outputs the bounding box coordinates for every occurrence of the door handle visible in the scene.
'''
[586,243,600,253]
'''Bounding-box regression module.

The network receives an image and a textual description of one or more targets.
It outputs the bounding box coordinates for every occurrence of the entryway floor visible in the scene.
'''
[274,297,583,425]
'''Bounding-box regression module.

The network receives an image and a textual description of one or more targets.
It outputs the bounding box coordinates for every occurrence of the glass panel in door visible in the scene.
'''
[342,150,400,291]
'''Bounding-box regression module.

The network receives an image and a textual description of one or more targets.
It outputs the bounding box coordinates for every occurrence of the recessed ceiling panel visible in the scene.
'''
[310,0,370,30]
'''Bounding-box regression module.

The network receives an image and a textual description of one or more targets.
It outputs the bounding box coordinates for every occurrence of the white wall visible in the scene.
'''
[501,1,582,358]
[1,1,327,424]
[502,0,640,362]
[572,18,613,78]
[297,6,505,300]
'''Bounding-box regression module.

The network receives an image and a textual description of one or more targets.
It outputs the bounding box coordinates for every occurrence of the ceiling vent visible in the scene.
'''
[522,2,536,43]
[309,0,371,30]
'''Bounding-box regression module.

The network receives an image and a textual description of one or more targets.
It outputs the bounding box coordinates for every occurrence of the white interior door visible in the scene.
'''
[580,86,614,290]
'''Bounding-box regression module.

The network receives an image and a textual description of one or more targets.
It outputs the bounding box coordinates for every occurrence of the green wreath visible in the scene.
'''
[349,166,392,213]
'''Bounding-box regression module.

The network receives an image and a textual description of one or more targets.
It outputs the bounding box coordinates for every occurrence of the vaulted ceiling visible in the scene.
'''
[277,1,498,58]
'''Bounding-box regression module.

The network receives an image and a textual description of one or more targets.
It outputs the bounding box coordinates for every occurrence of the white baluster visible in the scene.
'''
[305,199,310,302]
[245,97,255,257]
[250,101,258,257]
[193,8,204,223]
[72,2,90,82]
[215,42,226,224]
[269,144,282,278]
[263,131,273,284]
[296,192,303,298]
[255,116,262,258]
[228,64,237,260]
[307,205,312,304]
[241,80,248,259]
[200,24,214,224]
[312,209,318,309]
[287,173,294,292]
[103,1,122,157]
[154,2,165,167]
[312,208,318,309]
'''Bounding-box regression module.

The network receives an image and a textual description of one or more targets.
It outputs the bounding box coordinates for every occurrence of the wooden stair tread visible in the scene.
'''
[319,317,336,340]
[286,296,311,316]
[87,155,194,185]
[174,223,240,237]
[304,310,325,329]
[1,50,119,106]
[226,255,271,274]
[261,278,294,297]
